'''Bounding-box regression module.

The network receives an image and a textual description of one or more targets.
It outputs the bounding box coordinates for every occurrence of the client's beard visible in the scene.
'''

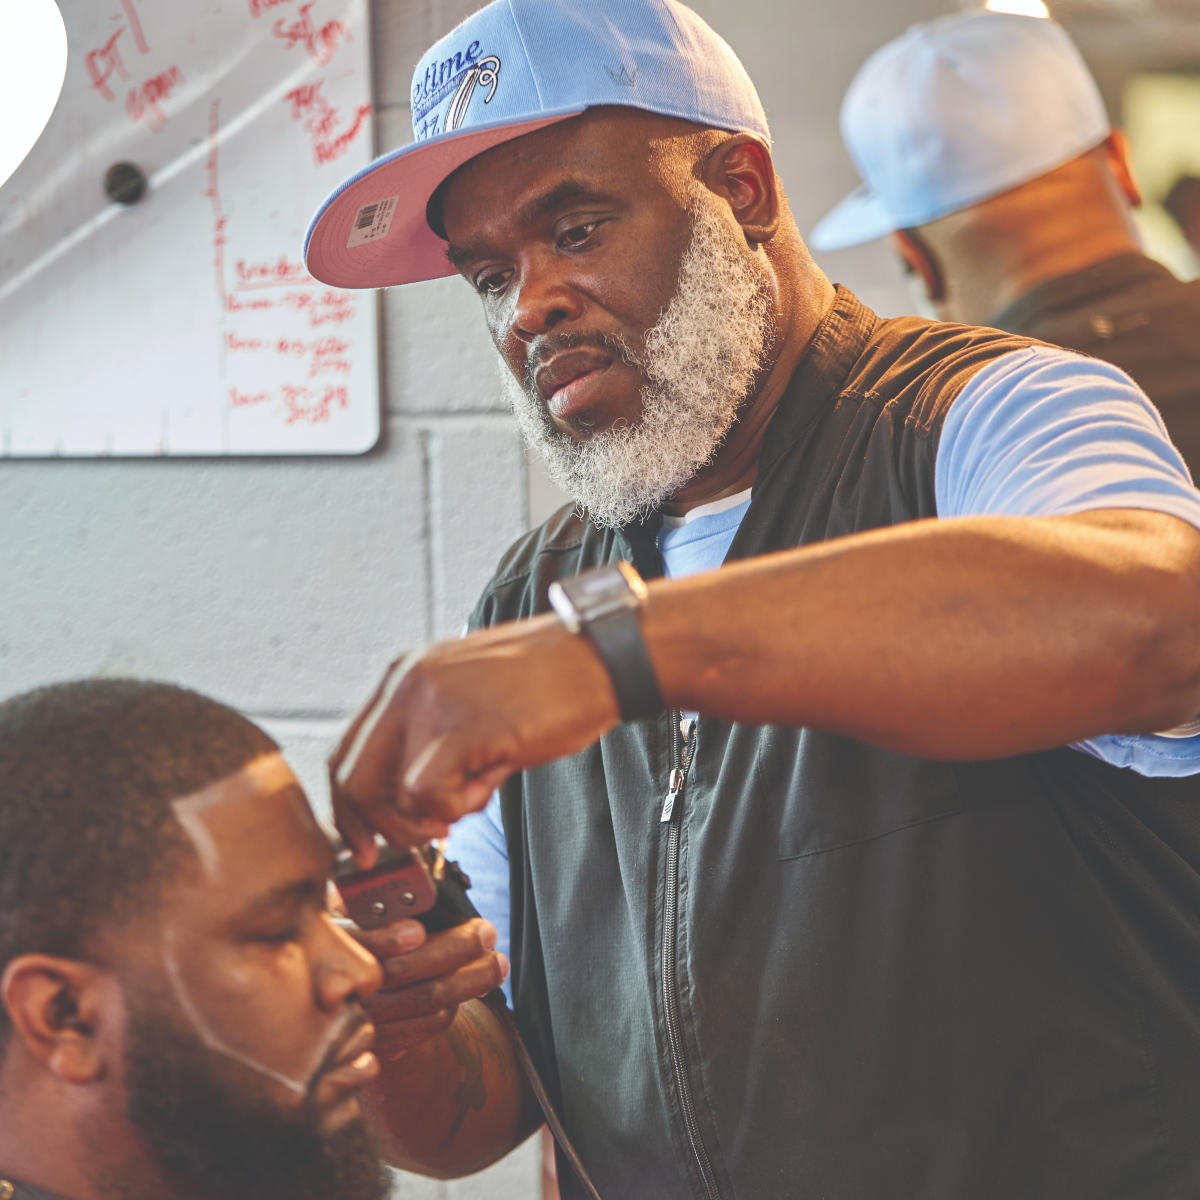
[123,1005,390,1200]
[501,199,777,529]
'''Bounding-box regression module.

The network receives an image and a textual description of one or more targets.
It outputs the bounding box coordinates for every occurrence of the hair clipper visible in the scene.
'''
[334,842,479,932]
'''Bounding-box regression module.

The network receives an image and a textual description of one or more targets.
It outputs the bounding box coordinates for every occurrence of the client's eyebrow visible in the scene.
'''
[445,179,619,272]
[240,876,327,917]
[445,242,476,273]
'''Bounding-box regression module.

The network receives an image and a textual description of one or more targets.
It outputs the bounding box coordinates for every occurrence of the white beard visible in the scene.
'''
[500,199,776,529]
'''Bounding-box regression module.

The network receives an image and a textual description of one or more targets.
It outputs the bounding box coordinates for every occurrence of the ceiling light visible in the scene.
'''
[0,0,68,191]
[986,0,1052,16]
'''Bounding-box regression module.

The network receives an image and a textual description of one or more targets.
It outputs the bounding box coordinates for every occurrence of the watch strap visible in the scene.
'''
[583,604,663,722]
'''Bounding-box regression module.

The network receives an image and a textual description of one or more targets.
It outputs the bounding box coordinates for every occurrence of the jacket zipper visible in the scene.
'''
[660,712,721,1199]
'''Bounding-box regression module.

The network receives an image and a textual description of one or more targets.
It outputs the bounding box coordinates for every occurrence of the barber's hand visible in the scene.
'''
[329,615,617,864]
[354,917,509,1060]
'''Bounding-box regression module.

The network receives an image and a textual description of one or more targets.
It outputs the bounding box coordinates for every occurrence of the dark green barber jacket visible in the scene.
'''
[470,289,1200,1199]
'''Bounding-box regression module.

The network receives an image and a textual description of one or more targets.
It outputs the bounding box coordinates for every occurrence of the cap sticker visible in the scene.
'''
[347,195,398,249]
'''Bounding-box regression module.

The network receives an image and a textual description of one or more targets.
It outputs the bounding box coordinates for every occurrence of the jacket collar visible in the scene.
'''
[988,252,1177,332]
[757,285,877,480]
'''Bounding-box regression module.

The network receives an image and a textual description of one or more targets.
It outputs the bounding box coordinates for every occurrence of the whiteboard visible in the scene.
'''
[0,0,379,456]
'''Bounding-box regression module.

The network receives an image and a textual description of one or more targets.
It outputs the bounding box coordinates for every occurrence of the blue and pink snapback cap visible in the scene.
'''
[304,0,769,289]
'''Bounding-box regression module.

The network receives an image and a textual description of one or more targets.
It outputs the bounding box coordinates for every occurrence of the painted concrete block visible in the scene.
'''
[381,278,507,415]
[0,419,428,712]
[257,715,346,826]
[374,0,437,110]
[424,416,528,638]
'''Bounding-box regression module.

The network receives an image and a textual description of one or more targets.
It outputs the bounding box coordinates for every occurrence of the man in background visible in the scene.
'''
[0,678,442,1200]
[811,10,1200,471]
[1164,173,1200,266]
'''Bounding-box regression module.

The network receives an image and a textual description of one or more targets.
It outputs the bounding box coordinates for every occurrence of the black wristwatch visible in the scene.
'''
[547,562,664,722]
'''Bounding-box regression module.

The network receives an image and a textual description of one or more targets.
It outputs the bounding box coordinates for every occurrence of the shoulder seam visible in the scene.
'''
[483,531,587,595]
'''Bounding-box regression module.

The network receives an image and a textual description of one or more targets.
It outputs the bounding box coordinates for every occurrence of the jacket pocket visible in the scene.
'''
[751,727,965,860]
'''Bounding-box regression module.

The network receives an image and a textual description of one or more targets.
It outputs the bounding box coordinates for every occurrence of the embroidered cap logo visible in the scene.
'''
[445,55,502,132]
[604,63,638,88]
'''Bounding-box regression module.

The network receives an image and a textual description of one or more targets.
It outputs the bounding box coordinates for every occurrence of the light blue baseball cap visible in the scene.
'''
[809,10,1111,251]
[305,0,769,289]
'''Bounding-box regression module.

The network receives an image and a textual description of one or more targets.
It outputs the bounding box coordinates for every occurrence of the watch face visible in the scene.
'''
[569,566,638,615]
[549,563,644,631]
[574,569,628,601]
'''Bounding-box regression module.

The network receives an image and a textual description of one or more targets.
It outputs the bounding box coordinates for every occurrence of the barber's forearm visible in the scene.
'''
[362,998,539,1178]
[640,510,1200,758]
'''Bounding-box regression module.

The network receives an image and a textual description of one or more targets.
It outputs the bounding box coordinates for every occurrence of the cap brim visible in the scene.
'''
[807,184,898,251]
[304,106,586,289]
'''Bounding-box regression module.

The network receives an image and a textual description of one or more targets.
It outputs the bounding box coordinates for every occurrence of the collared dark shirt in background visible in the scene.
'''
[989,252,1200,476]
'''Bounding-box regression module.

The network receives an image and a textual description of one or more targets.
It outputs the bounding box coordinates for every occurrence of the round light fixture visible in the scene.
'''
[985,0,1051,16]
[0,0,68,191]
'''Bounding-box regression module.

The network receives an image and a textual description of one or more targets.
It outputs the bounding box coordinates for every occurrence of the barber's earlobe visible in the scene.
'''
[1,955,111,1083]
[705,135,780,245]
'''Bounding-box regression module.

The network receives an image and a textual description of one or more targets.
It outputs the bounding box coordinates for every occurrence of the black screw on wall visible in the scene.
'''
[104,161,148,206]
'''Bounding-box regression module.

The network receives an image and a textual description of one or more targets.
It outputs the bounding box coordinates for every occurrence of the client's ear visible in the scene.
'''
[1103,129,1142,209]
[1,955,113,1083]
[888,229,945,303]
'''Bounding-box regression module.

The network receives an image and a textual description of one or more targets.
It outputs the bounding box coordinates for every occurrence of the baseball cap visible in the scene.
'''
[304,0,770,289]
[809,10,1111,251]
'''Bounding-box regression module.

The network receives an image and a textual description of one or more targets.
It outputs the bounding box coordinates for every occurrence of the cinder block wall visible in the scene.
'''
[0,0,952,1194]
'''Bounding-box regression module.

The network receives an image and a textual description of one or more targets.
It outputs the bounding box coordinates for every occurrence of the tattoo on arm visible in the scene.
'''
[439,1005,490,1148]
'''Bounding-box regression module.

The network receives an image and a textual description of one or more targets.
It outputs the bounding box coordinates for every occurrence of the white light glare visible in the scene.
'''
[0,0,69,191]
[985,0,1051,16]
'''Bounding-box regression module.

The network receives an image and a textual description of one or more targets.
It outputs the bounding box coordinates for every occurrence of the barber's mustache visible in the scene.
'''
[523,330,642,395]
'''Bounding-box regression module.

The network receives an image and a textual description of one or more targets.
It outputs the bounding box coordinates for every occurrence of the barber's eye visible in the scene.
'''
[475,268,511,295]
[558,221,599,249]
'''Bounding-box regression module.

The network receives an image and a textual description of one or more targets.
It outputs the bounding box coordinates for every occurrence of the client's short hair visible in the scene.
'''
[0,678,278,1047]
